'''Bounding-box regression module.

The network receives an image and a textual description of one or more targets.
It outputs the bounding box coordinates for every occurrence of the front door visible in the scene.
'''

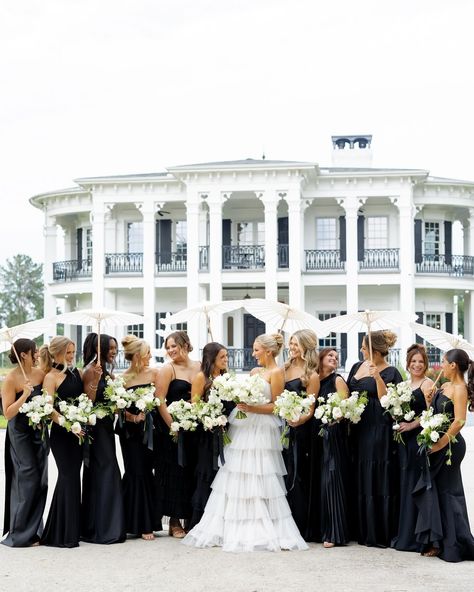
[243,314,266,370]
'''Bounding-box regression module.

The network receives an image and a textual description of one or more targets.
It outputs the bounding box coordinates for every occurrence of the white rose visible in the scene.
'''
[332,407,343,420]
[43,403,54,415]
[170,421,180,433]
[135,399,146,411]
[430,431,440,442]
[116,398,127,409]
[30,412,41,424]
[404,411,415,421]
[71,422,82,434]
[88,414,97,426]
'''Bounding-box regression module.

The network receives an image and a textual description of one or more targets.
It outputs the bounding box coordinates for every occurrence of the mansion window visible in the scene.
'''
[127,222,143,253]
[318,312,338,349]
[237,221,265,245]
[426,313,442,331]
[175,221,187,256]
[316,218,337,250]
[366,216,388,249]
[127,323,144,338]
[424,222,440,256]
[85,227,93,261]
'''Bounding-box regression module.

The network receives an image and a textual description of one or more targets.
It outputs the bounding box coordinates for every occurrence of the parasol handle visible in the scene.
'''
[11,343,28,381]
[97,320,101,366]
[430,368,444,394]
[367,318,373,362]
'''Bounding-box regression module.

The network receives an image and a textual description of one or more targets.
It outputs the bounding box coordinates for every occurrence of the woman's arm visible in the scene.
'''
[1,376,33,420]
[368,363,388,400]
[191,372,205,403]
[429,385,467,453]
[156,365,174,428]
[82,363,103,402]
[335,375,349,398]
[42,372,63,425]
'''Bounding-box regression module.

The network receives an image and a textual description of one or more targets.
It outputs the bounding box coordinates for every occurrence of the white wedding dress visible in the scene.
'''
[183,380,308,552]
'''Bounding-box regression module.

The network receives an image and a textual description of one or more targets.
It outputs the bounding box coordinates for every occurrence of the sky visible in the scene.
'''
[1,0,473,265]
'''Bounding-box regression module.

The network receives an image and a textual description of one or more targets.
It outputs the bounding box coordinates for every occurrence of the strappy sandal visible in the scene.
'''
[168,523,186,538]
[423,547,440,557]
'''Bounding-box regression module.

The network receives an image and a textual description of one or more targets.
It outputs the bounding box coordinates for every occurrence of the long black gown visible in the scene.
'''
[318,373,351,545]
[282,377,316,540]
[391,384,427,552]
[117,384,160,536]
[347,362,402,547]
[154,378,196,522]
[2,385,48,547]
[42,368,84,547]
[81,373,126,544]
[413,390,474,562]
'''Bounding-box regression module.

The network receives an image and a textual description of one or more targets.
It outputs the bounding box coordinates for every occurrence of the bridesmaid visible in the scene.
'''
[316,347,351,548]
[281,329,320,541]
[118,335,161,540]
[189,342,230,529]
[1,339,47,547]
[347,330,402,547]
[391,344,433,552]
[40,337,85,547]
[154,331,200,537]
[413,348,474,561]
[81,332,126,544]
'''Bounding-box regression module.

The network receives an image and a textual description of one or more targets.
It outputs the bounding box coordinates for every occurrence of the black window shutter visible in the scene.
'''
[445,312,453,334]
[222,219,231,246]
[340,310,347,366]
[444,221,452,266]
[277,217,288,245]
[415,312,424,344]
[77,228,83,269]
[159,219,172,264]
[414,219,422,264]
[339,216,346,262]
[357,215,365,261]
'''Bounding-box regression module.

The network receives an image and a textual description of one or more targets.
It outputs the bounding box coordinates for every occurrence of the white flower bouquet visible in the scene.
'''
[273,389,316,447]
[211,372,242,401]
[103,375,135,414]
[417,407,454,464]
[380,381,416,443]
[19,388,54,438]
[167,399,199,442]
[215,372,268,419]
[314,390,368,436]
[130,385,160,413]
[195,390,231,445]
[57,393,97,444]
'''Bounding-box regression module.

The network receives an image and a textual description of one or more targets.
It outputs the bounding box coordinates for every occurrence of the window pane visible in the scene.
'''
[424,222,440,256]
[318,312,338,348]
[426,313,442,330]
[316,218,337,250]
[366,217,387,249]
[127,222,143,252]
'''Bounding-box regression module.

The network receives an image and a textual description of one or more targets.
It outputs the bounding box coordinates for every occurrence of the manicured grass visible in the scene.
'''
[0,415,7,429]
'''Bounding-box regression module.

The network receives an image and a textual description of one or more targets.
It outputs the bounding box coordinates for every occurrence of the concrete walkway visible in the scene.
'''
[1,427,474,592]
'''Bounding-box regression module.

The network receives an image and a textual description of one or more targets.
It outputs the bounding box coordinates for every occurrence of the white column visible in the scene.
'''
[396,197,416,355]
[43,217,58,339]
[339,198,360,369]
[259,192,278,303]
[466,208,474,255]
[186,199,201,348]
[91,197,106,309]
[207,193,223,342]
[140,200,156,348]
[287,192,303,309]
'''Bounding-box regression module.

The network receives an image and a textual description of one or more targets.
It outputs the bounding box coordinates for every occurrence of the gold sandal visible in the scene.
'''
[168,523,186,539]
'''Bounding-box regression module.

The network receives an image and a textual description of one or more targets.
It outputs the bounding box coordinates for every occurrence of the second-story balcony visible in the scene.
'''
[416,254,474,276]
[305,249,345,271]
[156,251,187,273]
[105,252,143,274]
[359,248,399,271]
[53,259,92,281]
[223,245,265,270]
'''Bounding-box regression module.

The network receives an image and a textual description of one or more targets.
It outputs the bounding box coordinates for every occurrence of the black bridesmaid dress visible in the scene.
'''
[348,362,402,547]
[81,373,126,544]
[413,390,474,562]
[117,384,160,536]
[282,377,316,540]
[42,368,84,547]
[318,373,351,545]
[391,384,427,552]
[2,385,48,547]
[154,378,196,523]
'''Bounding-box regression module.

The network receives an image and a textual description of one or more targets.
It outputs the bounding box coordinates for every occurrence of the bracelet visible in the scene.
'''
[89,385,98,391]
[134,415,138,424]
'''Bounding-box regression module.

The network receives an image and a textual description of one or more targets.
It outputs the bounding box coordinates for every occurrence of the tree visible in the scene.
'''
[0,254,44,327]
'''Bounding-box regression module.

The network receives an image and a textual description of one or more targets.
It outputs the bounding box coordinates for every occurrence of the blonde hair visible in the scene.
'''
[255,333,284,358]
[284,329,319,387]
[39,336,74,374]
[364,330,397,357]
[122,334,150,362]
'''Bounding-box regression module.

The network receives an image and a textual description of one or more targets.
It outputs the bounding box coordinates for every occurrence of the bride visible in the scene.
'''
[183,333,308,552]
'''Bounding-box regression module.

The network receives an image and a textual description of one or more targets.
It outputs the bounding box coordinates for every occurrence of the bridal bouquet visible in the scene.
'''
[210,372,242,400]
[314,391,368,436]
[57,393,97,444]
[417,407,454,465]
[195,391,231,445]
[380,381,416,443]
[167,399,199,442]
[215,373,268,419]
[273,389,316,447]
[19,389,54,438]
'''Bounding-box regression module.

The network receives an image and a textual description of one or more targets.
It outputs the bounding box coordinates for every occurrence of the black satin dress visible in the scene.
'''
[391,384,427,552]
[318,373,351,545]
[154,378,196,521]
[81,373,126,544]
[42,369,84,547]
[117,384,160,536]
[2,385,48,547]
[348,362,402,547]
[413,390,474,562]
[282,377,316,540]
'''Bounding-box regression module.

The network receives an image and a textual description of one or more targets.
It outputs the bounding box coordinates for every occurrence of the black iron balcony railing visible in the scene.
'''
[360,248,399,270]
[278,244,289,268]
[305,250,345,271]
[222,245,265,270]
[156,251,187,273]
[105,253,143,274]
[416,254,474,276]
[199,246,209,271]
[53,259,92,281]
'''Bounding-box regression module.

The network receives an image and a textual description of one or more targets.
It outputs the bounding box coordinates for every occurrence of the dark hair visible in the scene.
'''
[165,331,193,353]
[201,342,227,399]
[9,338,36,364]
[318,347,339,373]
[82,333,118,373]
[363,330,397,358]
[406,343,429,373]
[445,349,474,411]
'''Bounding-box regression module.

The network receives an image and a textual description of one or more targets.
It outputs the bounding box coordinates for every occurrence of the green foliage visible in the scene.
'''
[0,254,44,326]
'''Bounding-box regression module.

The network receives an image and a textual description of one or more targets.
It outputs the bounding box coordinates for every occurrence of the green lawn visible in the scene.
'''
[0,415,7,429]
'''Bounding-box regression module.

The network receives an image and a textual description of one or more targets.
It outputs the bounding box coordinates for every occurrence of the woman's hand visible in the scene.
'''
[22,381,34,399]
[367,362,380,379]
[130,412,146,424]
[236,403,252,414]
[396,421,417,433]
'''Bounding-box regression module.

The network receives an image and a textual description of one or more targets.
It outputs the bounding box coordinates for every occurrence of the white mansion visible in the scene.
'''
[31,136,474,369]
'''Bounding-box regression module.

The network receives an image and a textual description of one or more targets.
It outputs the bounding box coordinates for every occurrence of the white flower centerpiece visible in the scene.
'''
[380,381,416,443]
[273,389,316,447]
[314,391,368,437]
